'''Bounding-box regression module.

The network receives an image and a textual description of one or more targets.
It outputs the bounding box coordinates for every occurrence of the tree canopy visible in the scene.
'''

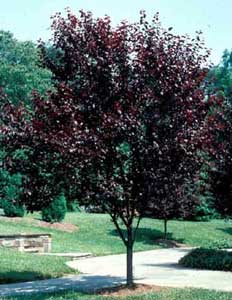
[0,30,52,106]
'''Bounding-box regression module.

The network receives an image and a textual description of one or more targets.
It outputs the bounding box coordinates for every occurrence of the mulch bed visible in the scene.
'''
[96,284,168,297]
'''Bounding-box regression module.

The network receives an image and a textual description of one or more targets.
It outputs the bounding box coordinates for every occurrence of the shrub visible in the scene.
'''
[2,200,25,217]
[41,193,67,223]
[66,200,81,212]
[208,239,232,250]
[0,171,25,217]
[193,192,219,221]
[179,248,232,271]
[182,170,219,221]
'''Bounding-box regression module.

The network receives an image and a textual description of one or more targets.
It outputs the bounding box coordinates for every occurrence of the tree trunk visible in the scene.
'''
[126,226,134,286]
[164,219,168,240]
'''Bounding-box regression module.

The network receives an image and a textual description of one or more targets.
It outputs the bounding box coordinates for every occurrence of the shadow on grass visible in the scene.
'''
[0,274,126,298]
[109,227,184,246]
[0,271,53,284]
[217,227,232,235]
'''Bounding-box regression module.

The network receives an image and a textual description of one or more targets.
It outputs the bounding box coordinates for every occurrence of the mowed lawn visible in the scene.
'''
[0,212,231,254]
[3,288,232,300]
[0,247,78,284]
[0,212,231,284]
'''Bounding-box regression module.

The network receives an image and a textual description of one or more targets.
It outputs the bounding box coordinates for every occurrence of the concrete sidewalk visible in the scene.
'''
[0,248,232,297]
[68,248,232,292]
[0,274,125,298]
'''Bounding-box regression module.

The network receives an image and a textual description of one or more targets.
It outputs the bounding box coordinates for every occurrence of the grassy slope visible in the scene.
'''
[0,213,231,255]
[0,212,231,284]
[3,288,232,300]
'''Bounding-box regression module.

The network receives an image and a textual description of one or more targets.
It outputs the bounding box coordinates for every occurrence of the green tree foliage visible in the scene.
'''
[183,161,218,221]
[0,149,27,217]
[0,30,52,106]
[207,49,232,102]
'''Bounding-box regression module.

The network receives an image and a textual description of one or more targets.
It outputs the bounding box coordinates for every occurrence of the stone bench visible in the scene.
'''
[0,234,52,253]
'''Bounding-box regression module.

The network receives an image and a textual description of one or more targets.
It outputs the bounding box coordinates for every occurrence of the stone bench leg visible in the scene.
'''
[17,238,25,252]
[43,236,52,253]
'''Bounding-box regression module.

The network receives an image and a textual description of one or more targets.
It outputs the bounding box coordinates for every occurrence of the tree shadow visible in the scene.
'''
[0,274,126,298]
[0,271,53,284]
[217,227,232,235]
[142,262,186,270]
[109,227,184,246]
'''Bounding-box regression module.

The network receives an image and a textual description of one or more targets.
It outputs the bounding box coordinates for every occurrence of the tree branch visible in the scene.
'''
[132,216,142,243]
[110,214,127,246]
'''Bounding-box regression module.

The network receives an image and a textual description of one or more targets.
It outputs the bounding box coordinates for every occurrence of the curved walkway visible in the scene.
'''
[68,248,232,291]
[1,248,232,297]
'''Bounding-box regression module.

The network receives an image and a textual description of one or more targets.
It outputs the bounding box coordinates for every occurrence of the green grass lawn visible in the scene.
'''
[0,212,231,284]
[3,288,232,300]
[0,213,231,255]
[0,247,77,284]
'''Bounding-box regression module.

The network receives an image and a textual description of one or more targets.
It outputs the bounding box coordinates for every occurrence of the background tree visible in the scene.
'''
[0,97,67,212]
[183,162,218,222]
[210,104,232,217]
[0,30,52,106]
[207,49,232,102]
[0,31,55,217]
[204,49,232,218]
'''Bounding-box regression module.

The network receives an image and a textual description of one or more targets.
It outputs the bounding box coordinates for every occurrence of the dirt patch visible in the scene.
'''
[0,216,78,232]
[35,220,78,232]
[155,238,189,248]
[96,284,167,297]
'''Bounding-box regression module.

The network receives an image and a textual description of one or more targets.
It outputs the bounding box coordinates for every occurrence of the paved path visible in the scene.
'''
[68,248,232,292]
[1,248,232,297]
[0,274,124,298]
